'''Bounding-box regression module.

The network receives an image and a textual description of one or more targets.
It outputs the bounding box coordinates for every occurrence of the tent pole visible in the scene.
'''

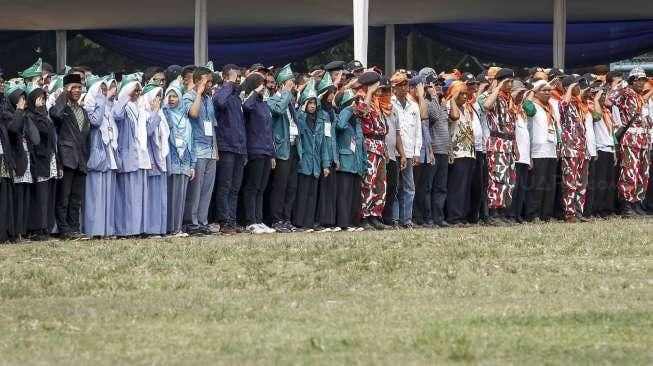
[353,0,369,67]
[553,0,566,69]
[384,24,395,75]
[194,0,208,66]
[55,30,67,73]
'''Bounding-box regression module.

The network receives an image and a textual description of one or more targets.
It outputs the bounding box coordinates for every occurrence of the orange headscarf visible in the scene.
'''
[446,81,473,116]
[572,94,588,119]
[356,86,393,117]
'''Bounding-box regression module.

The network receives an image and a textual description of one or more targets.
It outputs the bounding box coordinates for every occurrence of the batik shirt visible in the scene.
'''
[446,100,475,159]
[480,93,516,153]
[609,87,651,149]
[354,100,387,156]
[558,100,587,158]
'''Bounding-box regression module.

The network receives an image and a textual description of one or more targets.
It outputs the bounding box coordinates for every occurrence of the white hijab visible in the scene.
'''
[84,80,119,150]
[139,86,170,171]
[118,80,151,169]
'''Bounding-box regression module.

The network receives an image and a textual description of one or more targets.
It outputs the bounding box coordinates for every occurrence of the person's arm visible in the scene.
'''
[24,116,41,146]
[483,80,505,111]
[448,98,461,122]
[112,95,129,123]
[49,90,69,127]
[242,90,259,113]
[335,107,352,130]
[563,83,575,103]
[267,90,292,116]
[522,99,536,118]
[188,80,207,119]
[213,82,235,110]
[416,83,428,120]
[413,110,422,163]
[85,95,107,128]
[395,116,408,170]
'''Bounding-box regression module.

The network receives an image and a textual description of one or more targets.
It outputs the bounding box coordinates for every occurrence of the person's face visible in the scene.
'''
[572,85,581,96]
[306,99,317,114]
[167,91,179,108]
[42,73,52,86]
[202,75,213,95]
[151,72,165,87]
[266,75,276,92]
[379,87,392,98]
[514,90,526,104]
[353,69,364,78]
[30,75,44,87]
[68,84,83,102]
[183,73,194,90]
[535,86,551,103]
[455,91,469,106]
[466,83,478,94]
[551,78,563,92]
[500,79,513,93]
[100,83,108,96]
[129,85,142,102]
[632,79,646,93]
[393,82,408,98]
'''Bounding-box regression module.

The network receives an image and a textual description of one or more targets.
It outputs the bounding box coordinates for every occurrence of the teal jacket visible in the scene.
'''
[267,90,299,160]
[335,106,367,175]
[319,104,339,169]
[296,108,329,177]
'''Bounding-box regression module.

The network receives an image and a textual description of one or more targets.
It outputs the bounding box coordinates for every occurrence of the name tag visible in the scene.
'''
[203,120,213,137]
[350,138,356,153]
[287,109,299,137]
[324,122,332,137]
[0,141,3,154]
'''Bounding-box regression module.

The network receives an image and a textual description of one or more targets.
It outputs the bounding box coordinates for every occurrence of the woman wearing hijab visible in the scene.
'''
[25,83,58,240]
[113,74,151,237]
[83,75,119,238]
[164,79,195,237]
[141,81,169,236]
[315,72,340,232]
[6,81,40,240]
[292,79,326,231]
[445,81,476,225]
[241,73,275,235]
[506,81,531,224]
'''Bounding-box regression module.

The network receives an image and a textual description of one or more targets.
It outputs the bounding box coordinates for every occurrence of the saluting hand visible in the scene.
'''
[16,96,26,110]
[35,95,45,108]
[151,96,161,112]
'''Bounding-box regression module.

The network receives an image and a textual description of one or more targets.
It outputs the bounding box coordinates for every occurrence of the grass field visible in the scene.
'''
[1,218,652,365]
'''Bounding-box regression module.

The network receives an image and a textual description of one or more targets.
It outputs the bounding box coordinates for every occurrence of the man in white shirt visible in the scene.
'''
[390,72,422,228]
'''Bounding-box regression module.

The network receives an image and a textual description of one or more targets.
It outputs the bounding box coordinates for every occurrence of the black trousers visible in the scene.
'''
[243,156,272,225]
[269,146,298,223]
[584,158,598,217]
[509,162,530,222]
[413,163,435,224]
[431,154,449,224]
[293,174,318,228]
[336,172,357,228]
[55,167,86,234]
[553,160,564,219]
[0,177,15,242]
[13,183,31,237]
[382,159,399,224]
[28,179,56,234]
[468,151,489,223]
[645,150,653,212]
[594,150,617,216]
[316,166,337,226]
[446,157,475,224]
[351,175,363,226]
[527,158,557,221]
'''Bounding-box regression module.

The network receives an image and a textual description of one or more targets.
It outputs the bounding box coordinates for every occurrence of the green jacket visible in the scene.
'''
[319,104,339,169]
[267,90,300,160]
[335,106,367,175]
[296,108,329,177]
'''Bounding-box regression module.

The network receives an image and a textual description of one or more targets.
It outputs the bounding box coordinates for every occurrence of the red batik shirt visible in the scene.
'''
[609,87,651,149]
[354,100,387,156]
[484,93,516,153]
[558,99,587,158]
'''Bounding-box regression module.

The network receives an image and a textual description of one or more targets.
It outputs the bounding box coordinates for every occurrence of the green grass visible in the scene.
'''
[1,218,652,365]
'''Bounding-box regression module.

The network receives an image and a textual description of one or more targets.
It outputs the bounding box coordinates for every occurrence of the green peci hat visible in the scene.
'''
[317,71,335,97]
[20,58,43,79]
[25,82,41,95]
[119,73,141,92]
[205,61,215,72]
[275,64,293,84]
[4,79,26,96]
[298,77,317,106]
[141,80,162,96]
[48,75,63,94]
[86,74,104,89]
[339,89,355,108]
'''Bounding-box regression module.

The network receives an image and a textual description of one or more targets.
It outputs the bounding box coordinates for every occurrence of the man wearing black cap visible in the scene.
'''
[609,67,651,216]
[325,61,346,90]
[211,64,247,233]
[480,68,519,224]
[49,73,90,239]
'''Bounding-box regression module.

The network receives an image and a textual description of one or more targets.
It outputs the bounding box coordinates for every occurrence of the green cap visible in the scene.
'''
[205,61,215,72]
[48,75,63,94]
[141,80,162,96]
[317,71,334,96]
[298,78,317,106]
[275,63,293,84]
[25,82,40,95]
[4,79,26,96]
[119,73,141,92]
[339,89,355,108]
[20,58,43,79]
[86,74,104,89]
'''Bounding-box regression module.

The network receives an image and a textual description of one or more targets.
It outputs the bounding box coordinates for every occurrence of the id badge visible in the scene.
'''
[203,120,213,137]
[289,122,299,137]
[324,122,332,137]
[350,138,356,153]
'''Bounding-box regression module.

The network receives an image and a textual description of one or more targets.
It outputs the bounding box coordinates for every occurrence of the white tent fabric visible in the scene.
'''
[2,0,651,30]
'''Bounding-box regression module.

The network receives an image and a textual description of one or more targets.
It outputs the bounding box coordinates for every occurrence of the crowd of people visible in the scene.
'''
[0,57,652,242]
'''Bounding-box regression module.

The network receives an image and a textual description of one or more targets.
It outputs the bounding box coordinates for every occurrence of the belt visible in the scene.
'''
[364,134,385,141]
[490,131,515,140]
[627,127,648,134]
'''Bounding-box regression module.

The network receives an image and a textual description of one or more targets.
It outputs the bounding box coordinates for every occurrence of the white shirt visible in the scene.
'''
[515,115,531,165]
[529,102,557,159]
[594,115,614,153]
[470,105,484,152]
[584,113,597,158]
[392,96,422,158]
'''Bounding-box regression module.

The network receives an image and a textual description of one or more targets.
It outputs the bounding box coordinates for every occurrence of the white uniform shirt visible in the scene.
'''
[392,96,422,158]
